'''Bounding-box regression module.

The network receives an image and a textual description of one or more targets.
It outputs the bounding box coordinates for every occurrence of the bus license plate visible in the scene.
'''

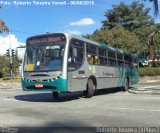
[35,84,43,88]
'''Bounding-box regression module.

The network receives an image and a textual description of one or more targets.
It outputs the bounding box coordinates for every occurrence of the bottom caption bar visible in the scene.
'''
[0,127,159,133]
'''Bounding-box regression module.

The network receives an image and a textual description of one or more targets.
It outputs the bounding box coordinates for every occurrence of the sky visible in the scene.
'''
[0,0,160,55]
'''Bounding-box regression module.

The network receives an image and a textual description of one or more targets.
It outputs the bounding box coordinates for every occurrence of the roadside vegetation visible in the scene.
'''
[140,67,160,76]
[0,55,21,78]
[0,76,21,82]
[140,61,160,76]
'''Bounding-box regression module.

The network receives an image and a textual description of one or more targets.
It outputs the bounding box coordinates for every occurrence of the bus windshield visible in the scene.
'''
[24,35,66,72]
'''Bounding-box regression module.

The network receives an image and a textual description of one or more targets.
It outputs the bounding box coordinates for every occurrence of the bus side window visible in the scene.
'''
[108,59,116,67]
[117,53,124,67]
[94,56,100,64]
[86,43,98,65]
[68,39,84,70]
[108,50,116,67]
[118,61,124,67]
[87,54,94,64]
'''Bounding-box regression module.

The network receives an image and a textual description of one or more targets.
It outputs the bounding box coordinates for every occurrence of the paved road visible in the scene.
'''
[0,85,160,132]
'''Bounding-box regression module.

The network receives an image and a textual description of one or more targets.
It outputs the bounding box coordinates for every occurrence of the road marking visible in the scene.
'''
[104,106,160,112]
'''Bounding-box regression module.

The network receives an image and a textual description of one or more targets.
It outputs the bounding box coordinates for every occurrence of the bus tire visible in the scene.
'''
[121,78,129,92]
[85,79,95,98]
[52,92,59,99]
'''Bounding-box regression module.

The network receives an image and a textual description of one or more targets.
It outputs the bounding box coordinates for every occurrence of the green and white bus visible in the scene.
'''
[21,33,139,98]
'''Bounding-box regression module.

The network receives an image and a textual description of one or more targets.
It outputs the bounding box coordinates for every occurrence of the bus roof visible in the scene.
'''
[26,32,135,56]
[64,32,133,56]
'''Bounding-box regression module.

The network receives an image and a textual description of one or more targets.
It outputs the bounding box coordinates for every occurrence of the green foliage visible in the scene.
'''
[153,25,160,52]
[0,55,20,78]
[90,25,143,53]
[140,67,160,76]
[0,56,9,78]
[0,6,9,33]
[150,61,160,67]
[0,19,9,33]
[102,1,153,31]
[133,26,154,47]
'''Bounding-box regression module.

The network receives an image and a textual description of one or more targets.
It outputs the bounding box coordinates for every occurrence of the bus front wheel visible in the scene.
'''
[85,79,95,98]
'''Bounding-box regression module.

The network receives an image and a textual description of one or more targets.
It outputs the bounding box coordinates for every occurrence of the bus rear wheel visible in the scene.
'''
[52,92,59,99]
[121,78,129,92]
[85,79,95,98]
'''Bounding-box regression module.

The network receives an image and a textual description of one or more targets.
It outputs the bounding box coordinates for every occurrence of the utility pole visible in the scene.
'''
[8,32,13,77]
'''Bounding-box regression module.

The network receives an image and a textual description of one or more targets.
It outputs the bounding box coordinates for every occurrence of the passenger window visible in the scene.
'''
[117,53,124,67]
[68,39,84,70]
[117,53,123,60]
[99,48,107,65]
[117,61,124,67]
[124,55,132,67]
[94,56,100,64]
[87,45,97,55]
[87,44,99,65]
[108,50,116,67]
[108,59,116,67]
[108,51,116,58]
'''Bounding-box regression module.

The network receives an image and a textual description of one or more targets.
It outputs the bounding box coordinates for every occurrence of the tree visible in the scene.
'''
[0,54,20,77]
[147,29,160,60]
[102,1,153,31]
[0,19,9,33]
[0,6,9,33]
[0,56,9,77]
[90,25,143,53]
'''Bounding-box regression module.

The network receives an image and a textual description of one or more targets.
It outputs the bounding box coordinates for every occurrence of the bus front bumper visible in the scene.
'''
[21,78,68,92]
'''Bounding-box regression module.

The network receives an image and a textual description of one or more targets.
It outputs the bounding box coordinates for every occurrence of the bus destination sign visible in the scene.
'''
[27,36,62,45]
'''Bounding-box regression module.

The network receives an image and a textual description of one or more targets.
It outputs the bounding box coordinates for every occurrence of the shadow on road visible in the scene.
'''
[95,87,121,96]
[15,87,121,102]
[15,92,83,102]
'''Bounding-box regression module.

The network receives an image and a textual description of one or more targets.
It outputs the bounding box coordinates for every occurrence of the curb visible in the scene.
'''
[0,87,21,90]
[139,80,160,84]
[146,80,160,83]
[128,88,160,95]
